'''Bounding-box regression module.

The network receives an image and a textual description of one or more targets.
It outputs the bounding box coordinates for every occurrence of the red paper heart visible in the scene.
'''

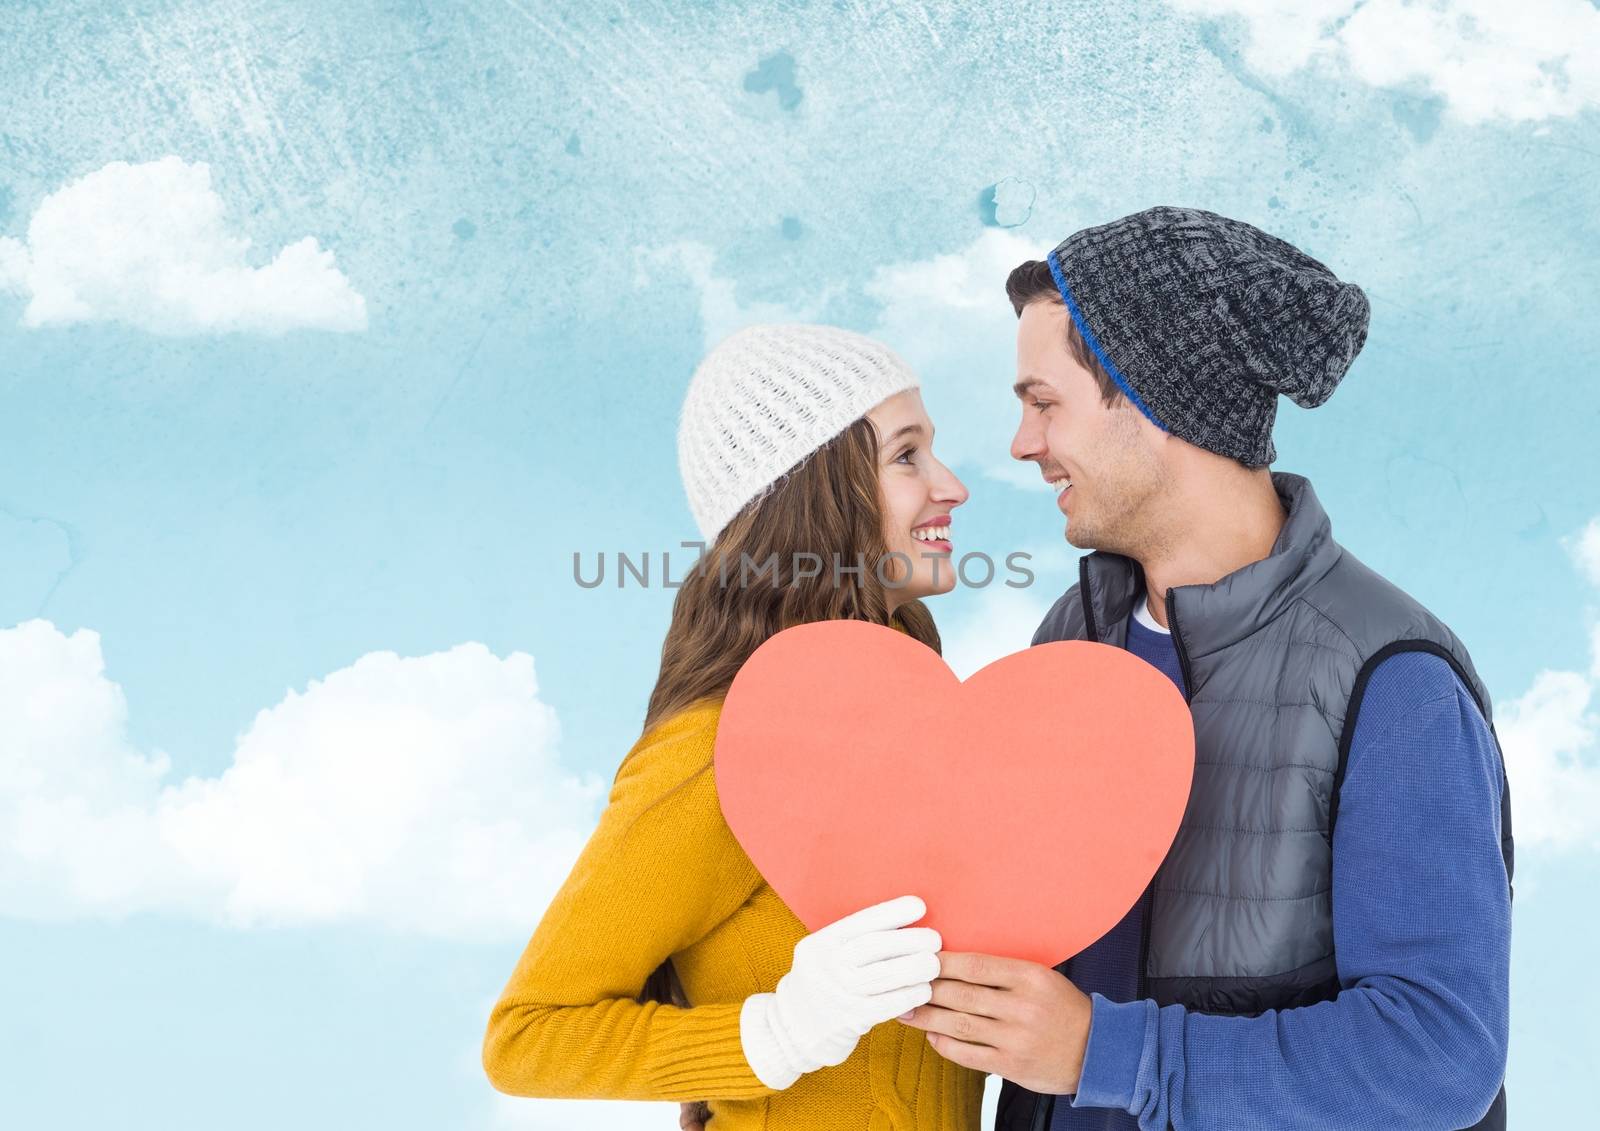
[715,619,1194,966]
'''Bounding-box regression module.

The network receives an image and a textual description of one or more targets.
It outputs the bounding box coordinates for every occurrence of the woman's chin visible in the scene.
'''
[909,575,959,603]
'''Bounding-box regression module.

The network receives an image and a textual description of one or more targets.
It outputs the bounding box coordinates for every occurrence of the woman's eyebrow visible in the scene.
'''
[887,423,926,442]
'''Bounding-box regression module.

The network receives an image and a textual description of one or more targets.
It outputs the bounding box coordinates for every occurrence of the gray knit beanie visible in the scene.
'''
[1046,205,1370,466]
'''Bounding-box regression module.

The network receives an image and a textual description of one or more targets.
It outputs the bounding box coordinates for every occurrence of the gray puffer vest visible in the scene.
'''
[997,471,1513,1131]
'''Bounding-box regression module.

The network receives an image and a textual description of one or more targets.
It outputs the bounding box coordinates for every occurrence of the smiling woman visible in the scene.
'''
[483,323,984,1130]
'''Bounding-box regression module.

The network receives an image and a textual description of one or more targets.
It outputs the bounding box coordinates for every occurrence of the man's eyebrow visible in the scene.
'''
[1013,377,1049,399]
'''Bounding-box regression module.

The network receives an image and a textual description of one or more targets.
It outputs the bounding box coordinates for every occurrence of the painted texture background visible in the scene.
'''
[1,2,1597,1126]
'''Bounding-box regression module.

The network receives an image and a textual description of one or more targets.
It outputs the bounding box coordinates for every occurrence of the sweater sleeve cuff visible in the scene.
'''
[1070,993,1148,1112]
[648,999,780,1098]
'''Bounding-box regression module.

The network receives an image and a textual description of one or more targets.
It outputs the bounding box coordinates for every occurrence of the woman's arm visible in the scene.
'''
[482,726,775,1101]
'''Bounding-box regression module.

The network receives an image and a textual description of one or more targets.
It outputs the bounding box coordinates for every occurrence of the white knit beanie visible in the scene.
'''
[678,323,921,542]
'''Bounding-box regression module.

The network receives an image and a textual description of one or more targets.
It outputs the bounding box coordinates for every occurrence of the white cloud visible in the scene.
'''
[634,240,840,353]
[1166,0,1600,124]
[0,619,602,939]
[865,228,1044,482]
[1567,516,1600,591]
[1493,522,1600,851]
[0,156,367,334]
[1497,670,1600,850]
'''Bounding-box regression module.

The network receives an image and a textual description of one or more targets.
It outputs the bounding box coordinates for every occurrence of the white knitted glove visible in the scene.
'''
[739,894,942,1090]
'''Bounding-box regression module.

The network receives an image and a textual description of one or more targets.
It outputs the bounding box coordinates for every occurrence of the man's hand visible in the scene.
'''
[897,952,1092,1095]
[678,1100,710,1129]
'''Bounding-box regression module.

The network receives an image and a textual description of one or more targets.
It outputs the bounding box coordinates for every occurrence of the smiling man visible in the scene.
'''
[897,206,1514,1131]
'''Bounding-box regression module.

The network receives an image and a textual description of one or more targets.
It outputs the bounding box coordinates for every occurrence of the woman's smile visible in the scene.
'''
[911,516,953,553]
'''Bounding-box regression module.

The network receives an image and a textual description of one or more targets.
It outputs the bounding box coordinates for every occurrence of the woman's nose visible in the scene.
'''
[936,465,969,507]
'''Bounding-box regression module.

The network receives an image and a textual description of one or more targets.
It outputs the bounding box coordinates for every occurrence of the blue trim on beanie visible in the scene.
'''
[1045,249,1168,433]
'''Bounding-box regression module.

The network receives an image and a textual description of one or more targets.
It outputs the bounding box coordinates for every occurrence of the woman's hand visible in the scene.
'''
[739,894,941,1089]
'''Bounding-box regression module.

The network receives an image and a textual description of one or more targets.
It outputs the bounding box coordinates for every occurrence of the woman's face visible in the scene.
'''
[867,389,969,610]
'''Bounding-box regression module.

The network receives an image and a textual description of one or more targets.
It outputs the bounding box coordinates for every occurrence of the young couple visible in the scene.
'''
[483,206,1513,1131]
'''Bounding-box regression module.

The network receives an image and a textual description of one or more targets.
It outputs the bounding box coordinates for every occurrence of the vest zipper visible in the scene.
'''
[1078,554,1099,642]
[1135,590,1195,1003]
[1163,590,1196,703]
[1035,555,1103,1130]
[1029,1093,1053,1131]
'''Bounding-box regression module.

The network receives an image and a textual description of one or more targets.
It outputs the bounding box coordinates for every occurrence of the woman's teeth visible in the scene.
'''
[912,526,951,542]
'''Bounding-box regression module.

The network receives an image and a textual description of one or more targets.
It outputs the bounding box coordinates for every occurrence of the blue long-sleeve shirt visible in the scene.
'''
[1053,600,1511,1131]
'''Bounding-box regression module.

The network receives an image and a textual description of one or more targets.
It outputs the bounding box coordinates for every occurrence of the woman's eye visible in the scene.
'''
[895,447,917,464]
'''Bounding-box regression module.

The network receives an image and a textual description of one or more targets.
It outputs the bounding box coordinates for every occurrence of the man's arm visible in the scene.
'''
[1069,651,1512,1130]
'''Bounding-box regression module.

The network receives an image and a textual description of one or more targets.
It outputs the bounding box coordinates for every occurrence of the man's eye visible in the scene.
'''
[1031,400,1052,413]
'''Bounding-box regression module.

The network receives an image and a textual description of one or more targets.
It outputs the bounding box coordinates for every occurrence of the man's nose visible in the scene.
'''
[1011,415,1043,463]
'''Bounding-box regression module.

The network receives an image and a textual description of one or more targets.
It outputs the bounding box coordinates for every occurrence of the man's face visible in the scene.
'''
[1010,300,1168,554]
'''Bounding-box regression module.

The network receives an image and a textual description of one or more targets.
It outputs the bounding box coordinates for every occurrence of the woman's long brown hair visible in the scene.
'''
[635,415,941,1007]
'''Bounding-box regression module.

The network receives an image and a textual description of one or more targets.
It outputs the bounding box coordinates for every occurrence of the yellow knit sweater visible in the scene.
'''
[482,699,984,1129]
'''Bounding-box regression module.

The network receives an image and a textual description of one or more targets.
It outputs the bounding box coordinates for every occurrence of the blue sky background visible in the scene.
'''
[2,2,1597,1127]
